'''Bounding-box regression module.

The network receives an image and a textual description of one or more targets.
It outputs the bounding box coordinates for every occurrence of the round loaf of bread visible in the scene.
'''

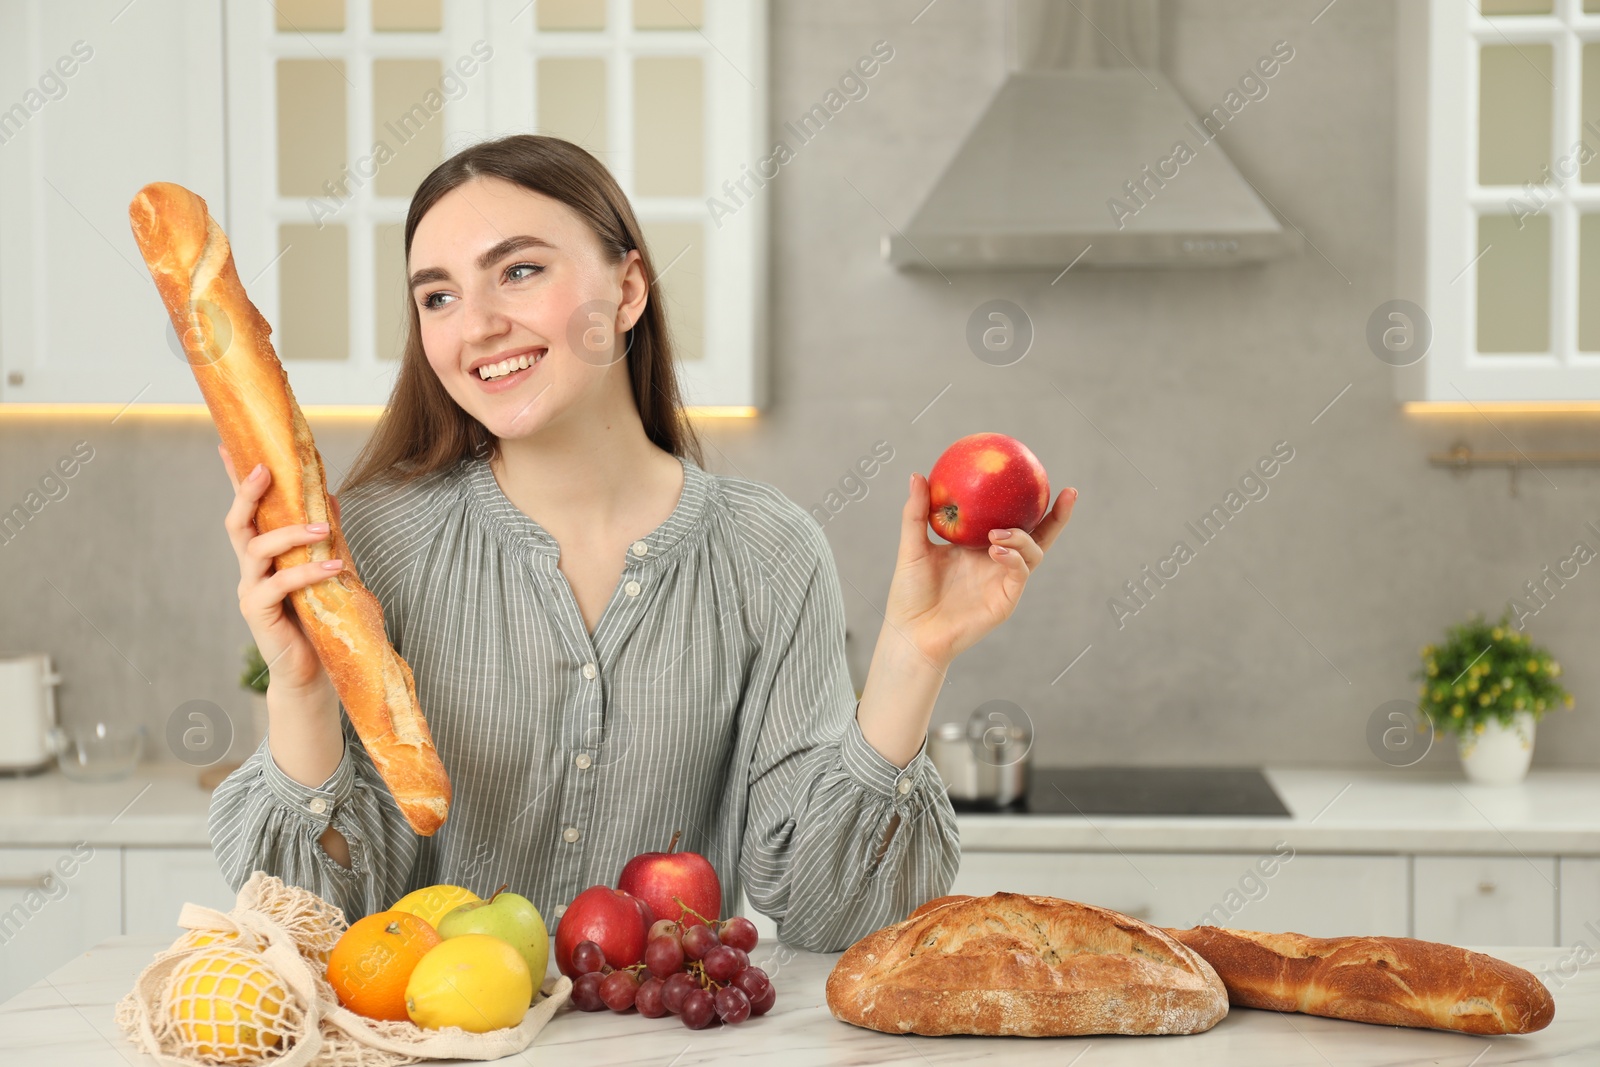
[825,892,1229,1037]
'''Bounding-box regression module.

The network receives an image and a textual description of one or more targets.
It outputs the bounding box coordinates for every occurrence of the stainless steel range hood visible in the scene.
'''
[884,0,1300,271]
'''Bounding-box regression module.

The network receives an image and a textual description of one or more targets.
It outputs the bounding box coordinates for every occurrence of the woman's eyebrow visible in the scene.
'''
[408,235,557,290]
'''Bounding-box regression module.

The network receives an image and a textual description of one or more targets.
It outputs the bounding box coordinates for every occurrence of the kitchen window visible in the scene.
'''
[1396,0,1600,402]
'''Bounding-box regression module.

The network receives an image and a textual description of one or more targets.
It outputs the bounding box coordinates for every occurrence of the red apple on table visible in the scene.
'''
[617,830,722,928]
[927,432,1050,548]
[553,885,650,977]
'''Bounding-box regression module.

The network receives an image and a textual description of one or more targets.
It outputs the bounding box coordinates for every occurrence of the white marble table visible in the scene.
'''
[3,935,1595,1065]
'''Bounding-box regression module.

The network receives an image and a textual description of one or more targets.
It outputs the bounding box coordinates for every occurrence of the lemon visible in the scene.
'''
[391,884,481,929]
[172,928,265,954]
[168,946,288,1062]
[405,934,532,1033]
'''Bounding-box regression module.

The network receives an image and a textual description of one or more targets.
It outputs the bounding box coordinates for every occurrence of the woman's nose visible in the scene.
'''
[460,291,512,345]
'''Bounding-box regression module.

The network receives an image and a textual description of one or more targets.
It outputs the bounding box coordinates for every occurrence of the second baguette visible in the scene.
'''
[1166,925,1554,1034]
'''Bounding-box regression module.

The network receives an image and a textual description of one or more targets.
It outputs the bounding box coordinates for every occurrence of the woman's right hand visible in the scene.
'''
[219,442,343,697]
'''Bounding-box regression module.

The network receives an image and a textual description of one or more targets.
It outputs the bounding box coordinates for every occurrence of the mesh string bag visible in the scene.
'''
[115,870,572,1066]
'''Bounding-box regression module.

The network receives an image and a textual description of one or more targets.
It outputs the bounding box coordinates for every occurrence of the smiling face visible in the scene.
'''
[406,175,646,443]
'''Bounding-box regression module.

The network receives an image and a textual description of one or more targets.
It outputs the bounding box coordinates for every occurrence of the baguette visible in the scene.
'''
[826,892,1228,1036]
[128,181,451,836]
[1166,925,1554,1035]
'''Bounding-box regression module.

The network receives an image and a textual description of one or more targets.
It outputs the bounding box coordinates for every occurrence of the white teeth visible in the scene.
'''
[475,351,544,380]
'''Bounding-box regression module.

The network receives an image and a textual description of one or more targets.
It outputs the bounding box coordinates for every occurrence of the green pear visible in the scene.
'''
[438,885,550,998]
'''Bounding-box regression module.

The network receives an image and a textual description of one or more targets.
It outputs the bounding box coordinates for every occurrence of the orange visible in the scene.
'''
[326,910,442,1021]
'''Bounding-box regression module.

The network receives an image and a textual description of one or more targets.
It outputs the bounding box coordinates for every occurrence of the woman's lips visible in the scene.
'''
[472,352,543,393]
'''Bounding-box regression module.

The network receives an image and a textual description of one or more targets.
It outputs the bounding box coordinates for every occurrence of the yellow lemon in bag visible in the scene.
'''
[405,934,532,1033]
[391,884,481,929]
[168,946,288,1062]
[172,927,266,955]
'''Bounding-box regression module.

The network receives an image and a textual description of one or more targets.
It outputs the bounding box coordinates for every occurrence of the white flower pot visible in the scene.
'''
[1457,710,1536,786]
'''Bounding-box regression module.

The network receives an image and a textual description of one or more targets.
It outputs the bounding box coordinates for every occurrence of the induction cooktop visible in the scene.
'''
[952,766,1291,817]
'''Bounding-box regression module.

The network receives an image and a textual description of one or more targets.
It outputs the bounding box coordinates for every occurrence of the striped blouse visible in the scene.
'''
[207,452,961,951]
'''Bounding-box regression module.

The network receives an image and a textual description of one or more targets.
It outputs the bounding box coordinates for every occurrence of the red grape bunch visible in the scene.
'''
[568,912,774,1029]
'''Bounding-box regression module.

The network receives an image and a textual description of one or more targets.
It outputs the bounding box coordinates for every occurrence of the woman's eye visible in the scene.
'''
[418,263,541,310]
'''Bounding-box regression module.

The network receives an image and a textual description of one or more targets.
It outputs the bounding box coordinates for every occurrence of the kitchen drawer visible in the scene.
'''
[950,850,1409,937]
[0,844,121,1004]
[1413,855,1558,946]
[1558,857,1600,947]
[123,847,238,938]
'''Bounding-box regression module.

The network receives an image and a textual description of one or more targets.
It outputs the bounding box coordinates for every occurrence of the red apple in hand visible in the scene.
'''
[617,830,722,928]
[927,432,1050,548]
[554,885,650,977]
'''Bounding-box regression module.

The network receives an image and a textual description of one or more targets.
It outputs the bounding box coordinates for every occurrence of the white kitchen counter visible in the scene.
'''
[0,761,214,846]
[955,767,1600,855]
[2,935,1595,1065]
[3,763,1600,855]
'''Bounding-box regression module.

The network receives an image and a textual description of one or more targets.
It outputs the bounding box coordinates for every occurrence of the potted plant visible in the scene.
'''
[1413,610,1573,786]
[240,641,271,751]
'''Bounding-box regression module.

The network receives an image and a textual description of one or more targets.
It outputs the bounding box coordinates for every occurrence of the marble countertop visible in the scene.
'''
[2,935,1594,1065]
[3,762,1599,856]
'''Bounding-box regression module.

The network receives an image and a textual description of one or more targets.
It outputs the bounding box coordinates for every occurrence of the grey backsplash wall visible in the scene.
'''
[3,0,1597,771]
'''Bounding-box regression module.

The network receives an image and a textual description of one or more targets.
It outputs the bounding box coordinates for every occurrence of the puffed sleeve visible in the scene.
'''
[736,519,960,951]
[208,709,418,922]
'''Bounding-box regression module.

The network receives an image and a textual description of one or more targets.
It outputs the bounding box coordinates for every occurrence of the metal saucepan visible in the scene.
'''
[927,701,1033,808]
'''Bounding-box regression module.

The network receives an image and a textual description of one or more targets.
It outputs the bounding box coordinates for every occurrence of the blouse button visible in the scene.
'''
[574,753,592,770]
[581,662,597,680]
[308,797,328,814]
[631,540,649,557]
[562,826,581,844]
[897,779,911,796]
[624,580,642,598]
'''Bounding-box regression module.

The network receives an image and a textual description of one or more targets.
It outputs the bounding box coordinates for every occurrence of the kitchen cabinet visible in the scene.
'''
[1558,857,1600,947]
[950,850,1410,937]
[0,0,768,409]
[1413,855,1559,947]
[122,846,237,938]
[0,844,121,1005]
[1394,0,1600,402]
[0,0,226,408]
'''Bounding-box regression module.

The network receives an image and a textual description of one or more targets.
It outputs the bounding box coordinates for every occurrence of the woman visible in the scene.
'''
[209,135,1076,952]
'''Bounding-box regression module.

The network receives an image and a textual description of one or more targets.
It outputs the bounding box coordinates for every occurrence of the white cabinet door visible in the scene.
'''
[950,851,1410,937]
[0,0,225,406]
[1558,857,1600,948]
[0,844,120,1004]
[1414,855,1559,946]
[123,847,238,939]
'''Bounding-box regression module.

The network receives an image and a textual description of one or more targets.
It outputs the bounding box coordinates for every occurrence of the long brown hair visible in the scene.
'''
[341,135,701,494]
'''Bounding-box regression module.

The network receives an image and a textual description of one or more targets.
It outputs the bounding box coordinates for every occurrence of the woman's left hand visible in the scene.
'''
[880,472,1078,669]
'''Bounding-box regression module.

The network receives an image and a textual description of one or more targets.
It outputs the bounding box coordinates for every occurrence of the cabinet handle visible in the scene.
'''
[1477,880,1497,895]
[0,873,53,890]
